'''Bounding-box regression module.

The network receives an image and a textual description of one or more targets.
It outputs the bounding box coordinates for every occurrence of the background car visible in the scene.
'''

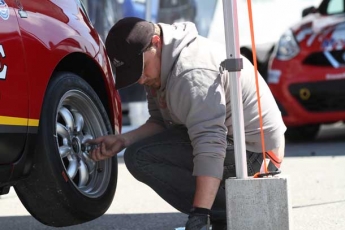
[82,0,197,44]
[81,0,123,41]
[121,0,196,24]
[267,0,345,141]
[0,0,121,227]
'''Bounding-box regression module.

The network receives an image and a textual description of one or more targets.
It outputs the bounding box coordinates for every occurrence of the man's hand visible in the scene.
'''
[86,135,127,161]
[85,122,165,162]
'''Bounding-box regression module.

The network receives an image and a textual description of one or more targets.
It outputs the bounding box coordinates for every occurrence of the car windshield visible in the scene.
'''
[324,0,345,15]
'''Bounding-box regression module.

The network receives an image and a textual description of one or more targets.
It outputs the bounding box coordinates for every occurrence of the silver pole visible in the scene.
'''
[222,0,248,179]
[145,0,152,21]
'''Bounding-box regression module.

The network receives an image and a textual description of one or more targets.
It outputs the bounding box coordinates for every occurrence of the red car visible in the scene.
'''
[0,0,122,227]
[268,0,345,141]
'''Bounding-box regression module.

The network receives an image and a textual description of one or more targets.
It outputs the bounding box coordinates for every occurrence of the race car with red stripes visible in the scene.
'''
[0,0,122,227]
[268,0,345,141]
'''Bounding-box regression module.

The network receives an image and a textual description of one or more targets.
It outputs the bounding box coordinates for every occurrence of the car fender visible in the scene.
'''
[16,5,120,131]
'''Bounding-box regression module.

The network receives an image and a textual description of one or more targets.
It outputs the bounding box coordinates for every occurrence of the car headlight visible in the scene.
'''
[275,30,300,61]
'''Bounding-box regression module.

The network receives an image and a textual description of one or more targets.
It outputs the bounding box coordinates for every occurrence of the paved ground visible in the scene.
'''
[0,123,344,230]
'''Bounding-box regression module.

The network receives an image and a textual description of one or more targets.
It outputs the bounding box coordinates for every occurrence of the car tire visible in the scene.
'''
[285,124,320,142]
[14,72,117,227]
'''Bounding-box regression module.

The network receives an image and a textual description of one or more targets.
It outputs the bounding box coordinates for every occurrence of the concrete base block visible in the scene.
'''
[225,176,292,230]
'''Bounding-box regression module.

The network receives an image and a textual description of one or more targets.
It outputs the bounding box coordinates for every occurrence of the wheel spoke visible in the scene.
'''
[59,145,71,158]
[59,107,74,131]
[56,123,69,139]
[78,160,89,187]
[66,155,78,179]
[82,134,94,143]
[82,151,96,173]
[71,110,84,133]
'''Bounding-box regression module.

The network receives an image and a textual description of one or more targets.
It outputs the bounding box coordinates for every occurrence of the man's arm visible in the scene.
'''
[193,176,221,209]
[88,122,165,161]
[122,122,165,146]
[185,176,220,230]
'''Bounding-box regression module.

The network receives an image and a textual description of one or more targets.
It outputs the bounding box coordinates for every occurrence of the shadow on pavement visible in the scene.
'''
[0,212,186,230]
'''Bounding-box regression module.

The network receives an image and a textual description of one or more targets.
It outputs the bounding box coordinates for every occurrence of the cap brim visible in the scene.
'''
[115,53,143,89]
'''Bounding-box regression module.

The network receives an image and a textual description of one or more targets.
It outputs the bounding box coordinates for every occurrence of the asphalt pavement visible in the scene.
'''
[0,123,345,230]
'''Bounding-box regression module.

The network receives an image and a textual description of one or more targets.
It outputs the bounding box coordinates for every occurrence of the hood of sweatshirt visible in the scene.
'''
[158,22,198,91]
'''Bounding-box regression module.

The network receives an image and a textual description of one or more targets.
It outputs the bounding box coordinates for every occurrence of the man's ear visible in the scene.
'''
[152,35,161,48]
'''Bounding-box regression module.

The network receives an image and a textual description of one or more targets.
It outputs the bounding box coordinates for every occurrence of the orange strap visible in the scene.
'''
[266,150,282,169]
[247,0,276,175]
[253,151,282,178]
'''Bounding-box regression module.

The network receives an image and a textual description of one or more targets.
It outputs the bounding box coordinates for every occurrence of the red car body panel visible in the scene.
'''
[268,5,345,127]
[0,0,121,184]
[17,0,108,119]
[0,4,28,119]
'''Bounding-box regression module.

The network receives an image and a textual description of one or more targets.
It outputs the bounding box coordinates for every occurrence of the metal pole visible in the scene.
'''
[222,0,248,179]
[145,0,152,21]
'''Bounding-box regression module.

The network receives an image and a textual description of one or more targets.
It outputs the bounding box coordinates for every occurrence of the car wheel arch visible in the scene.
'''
[52,52,117,130]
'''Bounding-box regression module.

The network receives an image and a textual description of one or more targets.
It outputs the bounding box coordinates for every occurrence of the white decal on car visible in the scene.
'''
[296,28,313,42]
[267,69,281,84]
[324,51,341,68]
[322,38,345,51]
[326,72,345,80]
[307,33,317,47]
[0,45,7,80]
[0,0,9,20]
[322,23,345,51]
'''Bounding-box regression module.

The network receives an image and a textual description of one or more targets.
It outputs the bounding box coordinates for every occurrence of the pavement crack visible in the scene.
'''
[293,200,345,209]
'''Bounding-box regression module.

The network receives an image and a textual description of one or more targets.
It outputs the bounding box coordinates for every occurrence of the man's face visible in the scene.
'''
[137,36,161,89]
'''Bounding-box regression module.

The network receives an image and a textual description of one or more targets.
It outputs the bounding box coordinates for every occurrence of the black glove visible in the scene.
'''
[185,207,211,230]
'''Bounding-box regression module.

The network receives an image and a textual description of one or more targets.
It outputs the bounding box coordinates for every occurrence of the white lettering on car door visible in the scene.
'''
[0,0,10,20]
[0,45,7,80]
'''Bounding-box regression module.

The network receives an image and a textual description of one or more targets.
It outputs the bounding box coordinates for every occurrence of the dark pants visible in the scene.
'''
[124,126,275,223]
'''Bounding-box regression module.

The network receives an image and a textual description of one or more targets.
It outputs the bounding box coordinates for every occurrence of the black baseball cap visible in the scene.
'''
[105,17,155,89]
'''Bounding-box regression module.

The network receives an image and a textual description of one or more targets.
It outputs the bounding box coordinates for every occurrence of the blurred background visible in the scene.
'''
[80,0,345,145]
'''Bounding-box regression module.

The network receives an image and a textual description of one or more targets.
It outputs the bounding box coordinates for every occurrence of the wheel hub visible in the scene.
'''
[72,137,81,154]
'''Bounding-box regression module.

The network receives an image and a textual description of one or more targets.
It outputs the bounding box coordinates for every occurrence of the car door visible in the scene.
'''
[0,0,28,164]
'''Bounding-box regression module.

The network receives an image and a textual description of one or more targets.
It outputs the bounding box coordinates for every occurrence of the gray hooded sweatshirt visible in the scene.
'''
[145,22,286,180]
